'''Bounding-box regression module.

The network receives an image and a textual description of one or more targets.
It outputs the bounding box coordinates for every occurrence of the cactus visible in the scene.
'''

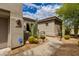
[30,21,38,37]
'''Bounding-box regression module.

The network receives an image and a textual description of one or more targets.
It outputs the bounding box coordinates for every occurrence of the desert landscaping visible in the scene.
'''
[0,3,79,56]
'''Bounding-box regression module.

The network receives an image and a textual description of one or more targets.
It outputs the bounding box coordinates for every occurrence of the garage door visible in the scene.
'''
[0,9,10,49]
[0,18,8,49]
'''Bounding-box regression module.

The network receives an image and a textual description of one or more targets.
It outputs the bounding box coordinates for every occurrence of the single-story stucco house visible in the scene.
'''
[23,17,35,32]
[23,16,62,37]
[38,16,62,37]
[0,4,24,49]
[23,17,35,43]
[0,4,62,50]
[70,28,79,35]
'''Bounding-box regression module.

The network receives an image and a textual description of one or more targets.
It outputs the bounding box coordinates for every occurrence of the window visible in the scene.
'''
[45,23,48,26]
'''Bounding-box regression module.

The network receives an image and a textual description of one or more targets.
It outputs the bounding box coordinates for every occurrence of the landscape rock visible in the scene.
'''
[0,48,11,56]
[15,38,63,56]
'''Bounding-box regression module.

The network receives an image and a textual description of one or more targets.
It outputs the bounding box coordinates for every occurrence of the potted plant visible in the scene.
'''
[40,35,45,42]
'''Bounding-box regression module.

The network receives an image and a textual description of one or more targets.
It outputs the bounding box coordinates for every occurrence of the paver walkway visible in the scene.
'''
[54,38,79,56]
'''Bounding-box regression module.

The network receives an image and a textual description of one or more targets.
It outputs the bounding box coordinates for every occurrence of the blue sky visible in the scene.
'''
[22,3,61,20]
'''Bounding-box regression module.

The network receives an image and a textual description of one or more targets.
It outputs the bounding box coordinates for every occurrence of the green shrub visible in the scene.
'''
[28,32,32,36]
[33,39,39,44]
[34,35,38,38]
[28,36,39,44]
[64,35,70,40]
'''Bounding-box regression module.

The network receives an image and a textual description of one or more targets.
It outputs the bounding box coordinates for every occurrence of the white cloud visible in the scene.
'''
[24,3,41,9]
[23,4,61,20]
[23,12,35,19]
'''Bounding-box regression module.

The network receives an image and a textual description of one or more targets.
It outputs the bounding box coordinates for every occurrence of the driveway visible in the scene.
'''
[0,42,7,49]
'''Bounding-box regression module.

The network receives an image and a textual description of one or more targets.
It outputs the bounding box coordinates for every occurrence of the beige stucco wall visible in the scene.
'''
[0,3,22,17]
[70,29,79,35]
[38,21,57,36]
[0,4,24,48]
[55,24,61,36]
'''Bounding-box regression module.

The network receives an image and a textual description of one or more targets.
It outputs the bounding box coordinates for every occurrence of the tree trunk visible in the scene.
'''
[74,24,78,37]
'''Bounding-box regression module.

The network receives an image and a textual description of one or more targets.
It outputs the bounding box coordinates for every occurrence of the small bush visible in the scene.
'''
[33,39,39,44]
[64,35,70,40]
[28,36,39,44]
[28,32,32,36]
[34,35,38,38]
